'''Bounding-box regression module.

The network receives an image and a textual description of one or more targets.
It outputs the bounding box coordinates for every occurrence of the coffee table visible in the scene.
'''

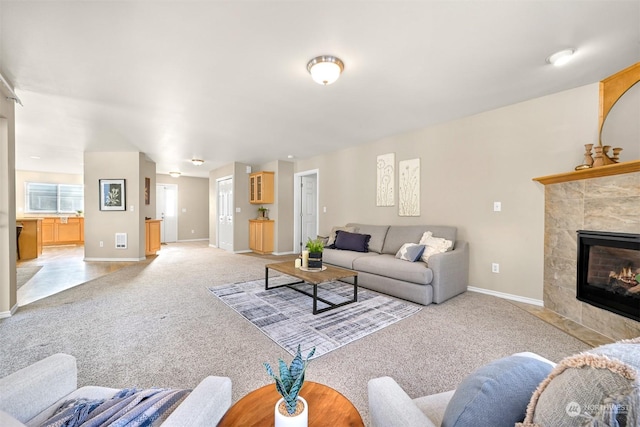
[217,381,364,427]
[265,261,358,314]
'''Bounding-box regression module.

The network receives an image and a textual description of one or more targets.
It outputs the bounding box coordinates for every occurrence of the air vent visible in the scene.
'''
[115,233,127,249]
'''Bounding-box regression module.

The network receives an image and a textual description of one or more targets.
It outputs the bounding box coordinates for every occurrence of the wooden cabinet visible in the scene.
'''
[42,217,84,245]
[17,218,42,260]
[146,219,162,256]
[249,219,274,254]
[249,171,274,204]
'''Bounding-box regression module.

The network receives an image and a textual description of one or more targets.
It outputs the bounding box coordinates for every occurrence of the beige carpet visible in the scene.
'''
[0,242,590,426]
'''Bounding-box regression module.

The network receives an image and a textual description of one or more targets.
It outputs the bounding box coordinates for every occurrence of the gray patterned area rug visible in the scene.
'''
[209,275,422,359]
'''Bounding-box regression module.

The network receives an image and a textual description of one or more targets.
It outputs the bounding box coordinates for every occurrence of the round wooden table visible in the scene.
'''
[218,381,364,427]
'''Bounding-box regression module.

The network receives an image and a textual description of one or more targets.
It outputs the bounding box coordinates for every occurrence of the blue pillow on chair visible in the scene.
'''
[441,355,553,427]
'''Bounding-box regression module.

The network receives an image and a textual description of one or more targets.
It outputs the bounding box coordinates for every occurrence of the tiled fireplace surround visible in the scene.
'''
[543,170,640,340]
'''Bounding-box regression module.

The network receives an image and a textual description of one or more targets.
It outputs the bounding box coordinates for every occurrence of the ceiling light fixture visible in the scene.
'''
[307,55,344,85]
[546,48,576,66]
[191,158,204,166]
[169,171,181,178]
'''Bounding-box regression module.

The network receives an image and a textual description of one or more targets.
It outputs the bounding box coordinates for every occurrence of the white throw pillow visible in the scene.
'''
[419,231,453,263]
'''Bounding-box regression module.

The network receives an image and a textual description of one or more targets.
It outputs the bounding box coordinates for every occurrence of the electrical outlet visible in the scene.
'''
[191,229,195,234]
[99,241,104,247]
[492,263,500,273]
[493,201,502,212]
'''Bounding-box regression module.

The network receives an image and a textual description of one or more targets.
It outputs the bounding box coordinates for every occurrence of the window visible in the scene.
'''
[25,182,84,214]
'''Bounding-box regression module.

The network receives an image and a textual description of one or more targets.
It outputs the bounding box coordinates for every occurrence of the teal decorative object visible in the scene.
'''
[264,345,316,415]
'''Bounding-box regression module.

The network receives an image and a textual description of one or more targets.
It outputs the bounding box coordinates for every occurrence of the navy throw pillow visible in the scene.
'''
[334,231,371,253]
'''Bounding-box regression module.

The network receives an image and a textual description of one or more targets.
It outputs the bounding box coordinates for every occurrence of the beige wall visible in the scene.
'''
[84,152,153,261]
[15,170,83,217]
[258,160,295,254]
[295,83,640,301]
[157,174,209,241]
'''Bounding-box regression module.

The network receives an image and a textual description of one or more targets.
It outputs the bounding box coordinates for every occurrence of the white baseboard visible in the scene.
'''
[273,251,296,255]
[468,286,543,307]
[0,303,18,319]
[209,244,218,248]
[233,250,252,254]
[177,238,208,242]
[83,257,145,262]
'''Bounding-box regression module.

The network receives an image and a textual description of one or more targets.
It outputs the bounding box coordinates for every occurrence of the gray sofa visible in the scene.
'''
[323,224,469,305]
[0,353,232,427]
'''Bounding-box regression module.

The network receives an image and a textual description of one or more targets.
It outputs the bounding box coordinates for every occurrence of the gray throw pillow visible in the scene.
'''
[442,355,553,427]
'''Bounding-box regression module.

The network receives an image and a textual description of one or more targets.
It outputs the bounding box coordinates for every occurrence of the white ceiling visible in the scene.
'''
[2,1,639,178]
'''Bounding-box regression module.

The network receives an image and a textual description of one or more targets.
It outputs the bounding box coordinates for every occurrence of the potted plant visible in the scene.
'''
[306,238,324,270]
[264,345,316,427]
[258,206,268,219]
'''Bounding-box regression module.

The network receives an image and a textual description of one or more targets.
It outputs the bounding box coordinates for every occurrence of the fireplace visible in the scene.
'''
[577,230,640,322]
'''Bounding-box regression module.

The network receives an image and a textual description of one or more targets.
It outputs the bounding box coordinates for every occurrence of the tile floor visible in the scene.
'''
[16,243,613,347]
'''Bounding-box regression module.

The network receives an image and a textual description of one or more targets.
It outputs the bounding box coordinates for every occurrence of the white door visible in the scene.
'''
[156,184,178,243]
[217,177,234,251]
[294,170,319,254]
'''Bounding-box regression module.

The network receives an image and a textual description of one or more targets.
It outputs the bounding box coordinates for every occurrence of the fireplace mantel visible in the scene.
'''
[533,159,640,185]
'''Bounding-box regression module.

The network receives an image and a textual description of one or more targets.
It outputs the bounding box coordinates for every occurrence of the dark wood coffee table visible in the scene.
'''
[265,261,358,314]
[217,381,364,427]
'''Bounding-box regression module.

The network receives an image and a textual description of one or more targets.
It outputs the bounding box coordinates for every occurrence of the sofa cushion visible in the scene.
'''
[442,355,554,427]
[516,337,640,427]
[353,254,433,285]
[323,248,378,269]
[346,224,390,253]
[396,243,426,262]
[334,231,371,252]
[382,225,457,255]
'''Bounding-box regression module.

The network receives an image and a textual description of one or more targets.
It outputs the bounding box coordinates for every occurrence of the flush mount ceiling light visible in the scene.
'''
[546,48,576,66]
[307,55,344,85]
[191,158,204,166]
[169,171,181,178]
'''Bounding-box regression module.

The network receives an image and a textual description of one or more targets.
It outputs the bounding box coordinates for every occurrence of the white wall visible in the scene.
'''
[295,83,640,301]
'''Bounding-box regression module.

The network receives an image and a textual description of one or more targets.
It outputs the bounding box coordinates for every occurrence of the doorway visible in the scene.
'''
[216,176,234,251]
[293,170,319,254]
[156,184,178,243]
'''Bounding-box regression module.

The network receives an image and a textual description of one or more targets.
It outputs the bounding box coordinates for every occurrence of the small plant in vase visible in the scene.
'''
[258,206,268,219]
[264,345,316,427]
[305,238,324,270]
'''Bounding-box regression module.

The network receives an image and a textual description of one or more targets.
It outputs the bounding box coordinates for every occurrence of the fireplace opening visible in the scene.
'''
[577,230,640,322]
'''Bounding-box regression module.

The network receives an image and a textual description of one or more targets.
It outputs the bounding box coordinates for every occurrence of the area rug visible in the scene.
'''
[209,275,422,359]
[17,266,43,289]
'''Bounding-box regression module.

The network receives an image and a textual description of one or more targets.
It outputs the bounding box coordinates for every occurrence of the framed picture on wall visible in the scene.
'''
[99,179,126,211]
[145,177,150,205]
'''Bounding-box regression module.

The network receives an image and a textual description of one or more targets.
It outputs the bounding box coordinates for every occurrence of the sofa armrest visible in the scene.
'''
[161,376,232,427]
[428,240,469,303]
[368,377,437,427]
[0,353,77,423]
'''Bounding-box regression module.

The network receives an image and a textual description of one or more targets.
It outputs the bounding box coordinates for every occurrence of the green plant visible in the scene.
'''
[258,206,267,212]
[305,238,324,253]
[264,345,316,415]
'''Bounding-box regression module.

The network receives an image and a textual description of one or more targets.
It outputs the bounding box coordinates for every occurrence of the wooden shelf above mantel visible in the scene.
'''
[533,159,640,185]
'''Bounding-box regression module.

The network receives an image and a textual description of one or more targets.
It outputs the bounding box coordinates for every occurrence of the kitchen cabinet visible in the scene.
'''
[249,219,274,254]
[249,171,274,204]
[42,217,84,245]
[17,218,42,260]
[146,219,162,256]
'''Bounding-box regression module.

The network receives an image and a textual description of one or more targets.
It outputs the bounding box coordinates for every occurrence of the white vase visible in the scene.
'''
[274,396,308,427]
